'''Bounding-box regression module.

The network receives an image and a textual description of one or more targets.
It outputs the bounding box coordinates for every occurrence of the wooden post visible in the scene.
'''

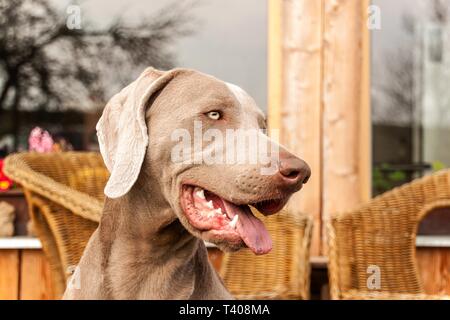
[321,0,371,251]
[268,0,325,256]
[283,0,323,256]
[268,0,283,132]
[268,0,371,255]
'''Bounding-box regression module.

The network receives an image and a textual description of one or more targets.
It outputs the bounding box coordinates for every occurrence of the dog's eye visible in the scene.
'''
[206,111,221,120]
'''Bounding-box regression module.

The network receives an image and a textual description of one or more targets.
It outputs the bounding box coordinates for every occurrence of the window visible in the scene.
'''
[0,0,266,154]
[372,0,450,235]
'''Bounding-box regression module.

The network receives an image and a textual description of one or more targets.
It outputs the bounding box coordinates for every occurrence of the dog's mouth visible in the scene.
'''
[180,184,289,255]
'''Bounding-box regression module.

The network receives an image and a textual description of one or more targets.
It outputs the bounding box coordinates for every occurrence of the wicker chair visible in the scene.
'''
[327,169,450,300]
[220,209,313,299]
[4,152,108,297]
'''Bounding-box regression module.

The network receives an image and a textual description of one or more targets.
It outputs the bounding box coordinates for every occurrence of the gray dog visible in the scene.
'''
[63,67,310,299]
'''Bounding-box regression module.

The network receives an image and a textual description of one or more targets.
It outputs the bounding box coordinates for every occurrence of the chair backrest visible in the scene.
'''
[8,152,108,200]
[4,152,108,297]
[220,209,313,299]
[327,170,450,299]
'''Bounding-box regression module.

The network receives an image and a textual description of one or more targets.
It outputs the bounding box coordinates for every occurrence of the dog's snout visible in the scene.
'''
[278,156,311,187]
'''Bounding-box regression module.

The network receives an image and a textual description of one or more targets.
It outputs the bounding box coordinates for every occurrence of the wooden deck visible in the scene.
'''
[0,238,449,299]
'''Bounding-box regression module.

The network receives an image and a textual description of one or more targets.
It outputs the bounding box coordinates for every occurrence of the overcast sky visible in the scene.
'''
[53,0,268,110]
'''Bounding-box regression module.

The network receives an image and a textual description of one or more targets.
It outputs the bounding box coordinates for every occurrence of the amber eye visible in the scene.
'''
[206,111,221,120]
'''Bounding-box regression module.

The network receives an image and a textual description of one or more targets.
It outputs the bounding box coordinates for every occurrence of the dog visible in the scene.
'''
[63,67,310,299]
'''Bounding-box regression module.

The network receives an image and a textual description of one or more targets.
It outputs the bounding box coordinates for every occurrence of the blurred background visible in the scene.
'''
[372,0,450,195]
[0,0,266,153]
[2,0,449,195]
[0,0,449,300]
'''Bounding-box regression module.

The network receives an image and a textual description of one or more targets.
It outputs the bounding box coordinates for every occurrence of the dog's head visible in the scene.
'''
[97,68,310,255]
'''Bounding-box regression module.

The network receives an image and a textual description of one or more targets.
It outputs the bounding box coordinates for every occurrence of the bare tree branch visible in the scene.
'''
[0,0,197,149]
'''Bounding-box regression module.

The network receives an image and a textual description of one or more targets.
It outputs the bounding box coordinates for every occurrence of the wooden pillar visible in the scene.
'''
[268,0,283,132]
[281,0,323,256]
[321,0,371,251]
[268,0,370,255]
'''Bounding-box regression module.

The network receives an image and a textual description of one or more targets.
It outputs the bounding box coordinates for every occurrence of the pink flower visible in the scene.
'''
[28,127,54,153]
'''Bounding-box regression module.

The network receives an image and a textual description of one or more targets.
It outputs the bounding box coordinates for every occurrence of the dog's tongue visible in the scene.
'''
[222,201,272,255]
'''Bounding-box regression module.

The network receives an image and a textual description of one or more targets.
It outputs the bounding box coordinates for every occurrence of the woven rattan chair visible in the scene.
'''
[220,210,313,299]
[328,169,450,300]
[4,152,108,297]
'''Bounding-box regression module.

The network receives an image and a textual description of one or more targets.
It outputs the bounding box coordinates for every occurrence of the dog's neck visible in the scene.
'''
[104,180,194,249]
[97,177,230,299]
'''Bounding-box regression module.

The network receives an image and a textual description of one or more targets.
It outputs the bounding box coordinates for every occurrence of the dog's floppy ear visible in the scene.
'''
[96,67,177,198]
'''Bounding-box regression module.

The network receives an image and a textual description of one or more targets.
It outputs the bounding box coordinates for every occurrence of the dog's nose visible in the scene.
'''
[277,155,311,188]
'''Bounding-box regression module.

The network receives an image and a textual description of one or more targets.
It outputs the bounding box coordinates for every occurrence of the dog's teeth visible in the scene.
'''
[206,200,214,209]
[195,189,205,199]
[215,208,222,215]
[229,215,239,229]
